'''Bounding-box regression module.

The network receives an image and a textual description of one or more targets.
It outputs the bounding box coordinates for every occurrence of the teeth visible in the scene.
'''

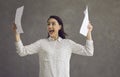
[49,30,54,32]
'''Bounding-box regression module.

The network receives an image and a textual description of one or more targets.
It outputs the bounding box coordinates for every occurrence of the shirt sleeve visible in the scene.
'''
[15,39,41,57]
[69,40,94,56]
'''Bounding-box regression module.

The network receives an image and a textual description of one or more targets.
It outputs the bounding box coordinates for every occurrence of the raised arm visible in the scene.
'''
[70,22,94,56]
[12,23,40,56]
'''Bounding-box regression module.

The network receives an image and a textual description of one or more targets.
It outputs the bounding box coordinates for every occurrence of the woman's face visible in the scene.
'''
[47,18,61,38]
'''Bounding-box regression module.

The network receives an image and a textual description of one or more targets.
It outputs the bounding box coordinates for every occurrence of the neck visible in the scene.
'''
[51,35,59,40]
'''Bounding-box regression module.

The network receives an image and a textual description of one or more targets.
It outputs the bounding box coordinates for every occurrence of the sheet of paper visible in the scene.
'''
[80,6,89,36]
[15,6,24,33]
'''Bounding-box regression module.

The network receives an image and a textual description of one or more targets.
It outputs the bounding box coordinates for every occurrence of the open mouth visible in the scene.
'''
[49,30,55,34]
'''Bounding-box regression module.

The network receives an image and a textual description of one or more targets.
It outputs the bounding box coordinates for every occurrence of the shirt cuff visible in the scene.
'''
[15,40,23,47]
[86,40,93,46]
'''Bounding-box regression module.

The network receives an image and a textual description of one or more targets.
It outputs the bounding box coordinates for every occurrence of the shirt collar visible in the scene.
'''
[48,37,62,41]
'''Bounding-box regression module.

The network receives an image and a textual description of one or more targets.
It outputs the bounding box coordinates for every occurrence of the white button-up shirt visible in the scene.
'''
[15,37,94,77]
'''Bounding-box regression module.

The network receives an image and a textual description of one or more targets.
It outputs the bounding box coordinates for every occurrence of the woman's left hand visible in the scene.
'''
[88,22,93,32]
[86,22,93,40]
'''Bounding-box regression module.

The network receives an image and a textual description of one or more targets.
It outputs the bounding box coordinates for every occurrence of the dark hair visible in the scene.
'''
[47,15,67,39]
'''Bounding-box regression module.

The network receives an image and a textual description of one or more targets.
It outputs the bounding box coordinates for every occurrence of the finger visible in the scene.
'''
[13,23,17,29]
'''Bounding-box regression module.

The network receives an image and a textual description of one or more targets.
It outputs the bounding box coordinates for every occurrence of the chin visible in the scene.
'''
[50,35,55,38]
[49,34,54,37]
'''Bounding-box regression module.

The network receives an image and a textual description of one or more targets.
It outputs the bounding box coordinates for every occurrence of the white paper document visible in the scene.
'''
[15,6,24,33]
[80,6,89,36]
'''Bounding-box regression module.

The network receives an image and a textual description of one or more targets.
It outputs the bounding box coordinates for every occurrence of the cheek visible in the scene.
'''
[55,26,61,31]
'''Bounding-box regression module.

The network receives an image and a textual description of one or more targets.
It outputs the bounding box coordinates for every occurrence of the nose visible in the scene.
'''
[48,24,53,30]
[48,24,53,28]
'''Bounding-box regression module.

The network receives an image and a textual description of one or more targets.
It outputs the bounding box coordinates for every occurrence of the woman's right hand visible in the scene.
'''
[12,22,17,33]
[12,22,21,42]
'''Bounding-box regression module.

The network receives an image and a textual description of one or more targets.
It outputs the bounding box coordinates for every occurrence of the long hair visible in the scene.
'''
[47,15,67,39]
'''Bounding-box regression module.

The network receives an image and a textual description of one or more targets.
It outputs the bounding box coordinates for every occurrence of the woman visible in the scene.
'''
[13,15,94,77]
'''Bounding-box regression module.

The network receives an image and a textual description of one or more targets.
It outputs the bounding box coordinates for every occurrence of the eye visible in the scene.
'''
[47,23,50,26]
[52,22,56,26]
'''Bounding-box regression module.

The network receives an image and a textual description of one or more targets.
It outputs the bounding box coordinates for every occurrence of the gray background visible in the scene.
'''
[0,0,120,77]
